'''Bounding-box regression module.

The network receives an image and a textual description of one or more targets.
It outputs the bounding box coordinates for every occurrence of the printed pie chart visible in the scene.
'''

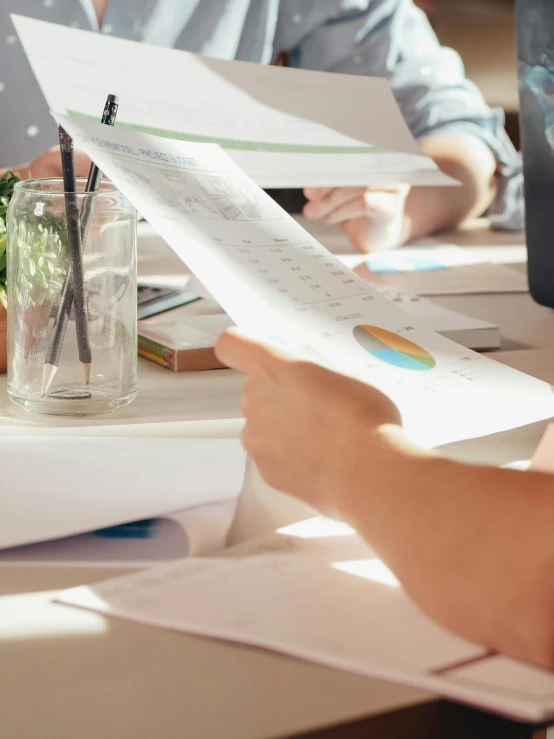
[353,325,436,371]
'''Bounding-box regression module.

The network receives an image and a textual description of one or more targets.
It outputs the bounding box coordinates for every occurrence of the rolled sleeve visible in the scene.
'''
[289,0,524,230]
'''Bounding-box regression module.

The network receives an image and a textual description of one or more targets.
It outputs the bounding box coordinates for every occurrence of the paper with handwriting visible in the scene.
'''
[58,521,554,722]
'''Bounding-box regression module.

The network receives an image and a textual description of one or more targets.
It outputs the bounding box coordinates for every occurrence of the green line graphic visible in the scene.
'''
[67,110,391,155]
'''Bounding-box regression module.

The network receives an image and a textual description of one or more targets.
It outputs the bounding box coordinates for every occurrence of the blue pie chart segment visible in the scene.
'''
[353,325,436,371]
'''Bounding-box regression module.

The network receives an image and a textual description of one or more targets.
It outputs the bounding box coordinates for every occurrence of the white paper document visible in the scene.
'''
[13,14,455,189]
[58,521,554,723]
[371,285,501,350]
[0,436,246,550]
[0,501,238,567]
[187,275,501,351]
[54,116,554,448]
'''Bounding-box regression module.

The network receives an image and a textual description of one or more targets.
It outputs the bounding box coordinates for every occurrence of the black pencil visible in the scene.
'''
[41,96,119,396]
[53,125,90,388]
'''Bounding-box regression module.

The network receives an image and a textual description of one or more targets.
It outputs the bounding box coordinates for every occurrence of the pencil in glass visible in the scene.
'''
[42,96,119,395]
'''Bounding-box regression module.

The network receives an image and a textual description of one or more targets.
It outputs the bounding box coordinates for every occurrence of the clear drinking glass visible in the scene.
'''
[7,179,137,415]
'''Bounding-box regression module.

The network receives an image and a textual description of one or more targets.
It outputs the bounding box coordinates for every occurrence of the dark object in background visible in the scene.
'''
[265,188,306,214]
[504,111,520,149]
[517,0,554,307]
[137,285,200,320]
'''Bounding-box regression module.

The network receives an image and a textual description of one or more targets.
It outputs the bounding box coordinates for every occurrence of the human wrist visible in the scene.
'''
[332,423,438,522]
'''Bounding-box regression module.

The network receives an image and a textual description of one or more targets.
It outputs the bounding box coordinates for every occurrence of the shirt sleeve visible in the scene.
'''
[286,0,523,231]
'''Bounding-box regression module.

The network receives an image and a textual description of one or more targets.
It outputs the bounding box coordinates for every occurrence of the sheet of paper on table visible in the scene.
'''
[364,243,487,273]
[362,246,529,295]
[13,14,456,189]
[296,219,529,295]
[333,244,528,296]
[52,115,554,448]
[0,500,238,567]
[0,435,246,551]
[337,256,528,297]
[361,262,529,297]
[58,517,554,723]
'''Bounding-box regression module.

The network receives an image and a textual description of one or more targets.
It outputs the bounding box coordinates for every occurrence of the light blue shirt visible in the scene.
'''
[1,0,521,228]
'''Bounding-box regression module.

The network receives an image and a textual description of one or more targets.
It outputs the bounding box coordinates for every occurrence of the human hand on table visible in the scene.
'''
[215,329,402,516]
[8,146,92,180]
[303,185,410,254]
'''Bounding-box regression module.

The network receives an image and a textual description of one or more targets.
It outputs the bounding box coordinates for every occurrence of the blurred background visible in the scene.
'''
[415,0,518,146]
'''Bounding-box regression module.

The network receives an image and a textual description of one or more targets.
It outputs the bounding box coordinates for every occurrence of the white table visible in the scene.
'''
[0,220,551,739]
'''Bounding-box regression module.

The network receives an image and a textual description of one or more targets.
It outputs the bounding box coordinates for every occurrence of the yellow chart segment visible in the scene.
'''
[353,325,436,371]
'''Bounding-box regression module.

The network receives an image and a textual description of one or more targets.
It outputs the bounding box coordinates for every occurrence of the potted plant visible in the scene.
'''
[0,172,72,375]
[0,171,19,373]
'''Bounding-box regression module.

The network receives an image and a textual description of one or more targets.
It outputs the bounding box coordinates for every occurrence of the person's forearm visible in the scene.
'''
[399,134,498,243]
[338,427,554,667]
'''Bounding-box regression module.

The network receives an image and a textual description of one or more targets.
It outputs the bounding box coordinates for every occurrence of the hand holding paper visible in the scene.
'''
[215,328,402,514]
[51,114,554,447]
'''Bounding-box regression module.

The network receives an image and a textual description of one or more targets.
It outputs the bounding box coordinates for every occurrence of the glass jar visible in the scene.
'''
[7,179,137,415]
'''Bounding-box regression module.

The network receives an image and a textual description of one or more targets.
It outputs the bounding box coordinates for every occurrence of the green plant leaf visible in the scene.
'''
[0,172,71,308]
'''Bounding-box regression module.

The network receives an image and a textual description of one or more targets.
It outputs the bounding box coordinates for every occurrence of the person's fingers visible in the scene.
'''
[304,185,409,207]
[303,187,364,220]
[215,328,285,375]
[303,187,334,202]
[325,189,411,226]
[321,196,375,225]
[364,184,411,195]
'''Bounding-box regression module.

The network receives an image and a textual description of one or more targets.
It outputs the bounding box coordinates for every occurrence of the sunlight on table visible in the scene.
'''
[0,590,107,641]
[276,517,400,587]
[333,559,400,588]
[276,517,354,539]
